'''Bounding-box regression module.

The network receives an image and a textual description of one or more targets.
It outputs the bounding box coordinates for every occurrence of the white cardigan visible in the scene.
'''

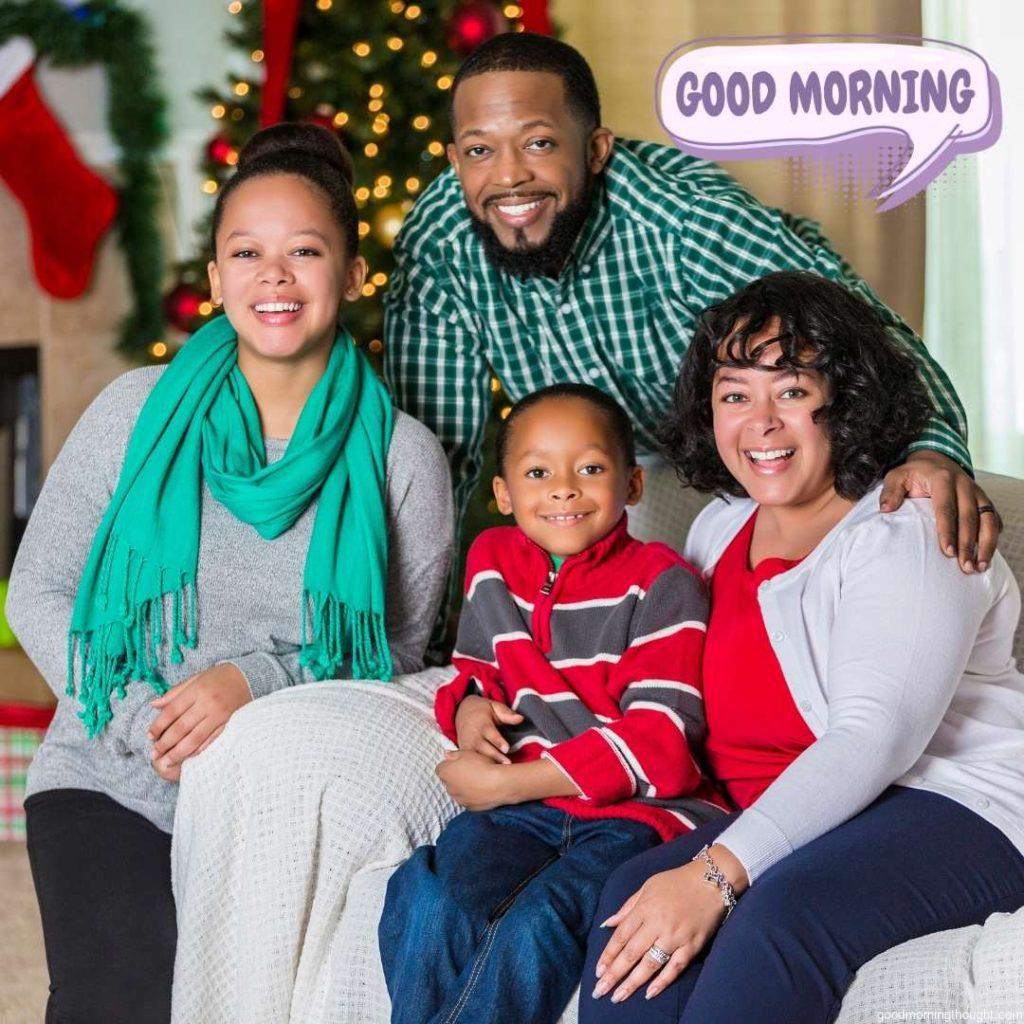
[684,483,1024,883]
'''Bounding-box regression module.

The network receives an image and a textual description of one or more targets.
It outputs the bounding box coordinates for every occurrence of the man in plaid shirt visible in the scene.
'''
[383,32,1001,588]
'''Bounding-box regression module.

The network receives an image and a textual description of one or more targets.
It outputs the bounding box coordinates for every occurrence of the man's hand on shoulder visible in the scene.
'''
[880,451,1001,573]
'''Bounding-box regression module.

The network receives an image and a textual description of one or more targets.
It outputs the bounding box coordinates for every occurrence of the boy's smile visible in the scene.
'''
[492,396,643,558]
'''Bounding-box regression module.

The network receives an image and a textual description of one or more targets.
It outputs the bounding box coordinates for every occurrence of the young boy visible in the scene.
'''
[378,384,727,1024]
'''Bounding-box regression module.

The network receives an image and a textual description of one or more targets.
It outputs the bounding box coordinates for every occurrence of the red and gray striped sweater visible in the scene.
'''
[436,516,729,840]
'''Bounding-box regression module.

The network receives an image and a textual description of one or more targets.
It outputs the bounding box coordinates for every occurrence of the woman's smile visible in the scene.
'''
[743,446,797,475]
[251,298,306,327]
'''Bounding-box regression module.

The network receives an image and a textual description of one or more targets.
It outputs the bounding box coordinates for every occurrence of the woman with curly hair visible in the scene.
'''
[579,270,1024,1023]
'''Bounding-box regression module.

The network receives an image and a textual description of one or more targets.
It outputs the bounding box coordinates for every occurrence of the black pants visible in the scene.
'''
[25,789,177,1024]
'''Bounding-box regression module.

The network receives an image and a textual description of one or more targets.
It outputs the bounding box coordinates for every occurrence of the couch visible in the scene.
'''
[170,470,1024,1024]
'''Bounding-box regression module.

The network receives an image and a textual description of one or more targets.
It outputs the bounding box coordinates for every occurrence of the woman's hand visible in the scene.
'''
[593,845,749,1004]
[148,663,251,781]
[454,695,524,764]
[435,749,515,810]
[880,451,1001,572]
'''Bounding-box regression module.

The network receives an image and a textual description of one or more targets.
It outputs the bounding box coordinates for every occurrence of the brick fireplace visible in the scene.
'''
[0,183,130,704]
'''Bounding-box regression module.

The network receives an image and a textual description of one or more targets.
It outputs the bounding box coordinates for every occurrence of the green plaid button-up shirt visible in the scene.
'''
[384,138,970,539]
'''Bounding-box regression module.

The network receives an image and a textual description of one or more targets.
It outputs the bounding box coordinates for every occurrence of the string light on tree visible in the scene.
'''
[373,203,405,247]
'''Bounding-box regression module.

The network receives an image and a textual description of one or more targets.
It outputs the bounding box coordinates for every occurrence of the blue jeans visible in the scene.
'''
[379,802,660,1024]
[579,787,1024,1024]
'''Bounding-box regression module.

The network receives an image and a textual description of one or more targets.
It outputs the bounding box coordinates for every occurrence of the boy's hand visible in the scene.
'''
[148,663,251,780]
[436,750,514,811]
[454,694,524,764]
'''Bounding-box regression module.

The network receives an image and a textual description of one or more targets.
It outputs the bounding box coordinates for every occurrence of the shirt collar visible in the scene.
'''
[513,513,633,572]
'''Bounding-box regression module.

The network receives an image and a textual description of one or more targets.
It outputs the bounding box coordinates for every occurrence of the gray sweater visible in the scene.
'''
[7,366,453,832]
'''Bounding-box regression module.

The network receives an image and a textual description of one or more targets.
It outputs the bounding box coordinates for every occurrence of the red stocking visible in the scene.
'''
[0,39,118,299]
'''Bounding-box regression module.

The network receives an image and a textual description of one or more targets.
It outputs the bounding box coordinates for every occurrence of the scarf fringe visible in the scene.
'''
[68,540,198,739]
[300,589,392,683]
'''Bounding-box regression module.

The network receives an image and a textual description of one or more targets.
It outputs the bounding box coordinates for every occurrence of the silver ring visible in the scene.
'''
[646,944,671,966]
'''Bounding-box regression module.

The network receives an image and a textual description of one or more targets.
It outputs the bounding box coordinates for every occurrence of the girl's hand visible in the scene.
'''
[435,749,514,810]
[454,695,524,764]
[593,846,748,1004]
[148,663,251,779]
[152,724,227,783]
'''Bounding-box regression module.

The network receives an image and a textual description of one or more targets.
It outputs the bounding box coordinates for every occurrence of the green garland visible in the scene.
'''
[0,0,166,360]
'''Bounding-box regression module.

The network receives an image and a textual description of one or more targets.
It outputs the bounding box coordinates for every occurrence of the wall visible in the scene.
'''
[553,0,927,333]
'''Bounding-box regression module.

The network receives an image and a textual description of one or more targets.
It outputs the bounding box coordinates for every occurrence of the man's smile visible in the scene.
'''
[487,192,555,230]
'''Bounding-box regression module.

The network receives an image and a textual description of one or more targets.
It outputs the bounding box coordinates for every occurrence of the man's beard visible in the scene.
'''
[469,178,595,280]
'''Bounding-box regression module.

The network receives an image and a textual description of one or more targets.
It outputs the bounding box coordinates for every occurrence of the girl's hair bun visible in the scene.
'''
[211,122,359,258]
[238,122,354,187]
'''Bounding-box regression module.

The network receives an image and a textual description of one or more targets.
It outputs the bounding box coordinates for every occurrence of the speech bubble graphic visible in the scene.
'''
[656,35,1002,211]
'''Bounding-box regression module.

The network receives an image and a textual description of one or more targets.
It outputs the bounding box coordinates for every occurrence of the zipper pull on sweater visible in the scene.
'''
[540,569,556,596]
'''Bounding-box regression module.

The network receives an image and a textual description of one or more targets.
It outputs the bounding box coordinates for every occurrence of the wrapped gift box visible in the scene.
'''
[0,701,55,841]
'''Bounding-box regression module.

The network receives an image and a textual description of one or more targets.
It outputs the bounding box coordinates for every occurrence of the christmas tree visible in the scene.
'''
[165,0,542,354]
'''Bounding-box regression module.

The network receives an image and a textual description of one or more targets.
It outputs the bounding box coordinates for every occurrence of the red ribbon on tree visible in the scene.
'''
[259,0,302,127]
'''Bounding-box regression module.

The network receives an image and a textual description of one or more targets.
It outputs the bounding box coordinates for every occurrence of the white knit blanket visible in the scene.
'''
[170,667,1024,1024]
[170,669,465,1024]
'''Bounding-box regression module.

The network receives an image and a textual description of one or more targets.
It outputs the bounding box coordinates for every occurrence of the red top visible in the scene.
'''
[435,517,729,841]
[702,511,816,809]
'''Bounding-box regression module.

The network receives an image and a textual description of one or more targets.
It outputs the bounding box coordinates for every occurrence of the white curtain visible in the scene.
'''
[923,0,1024,476]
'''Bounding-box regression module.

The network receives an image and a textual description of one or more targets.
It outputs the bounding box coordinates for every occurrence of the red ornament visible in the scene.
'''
[306,105,337,131]
[206,134,237,167]
[163,281,206,333]
[446,1,508,56]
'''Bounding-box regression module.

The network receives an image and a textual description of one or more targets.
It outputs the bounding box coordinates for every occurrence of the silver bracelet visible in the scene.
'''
[692,844,738,918]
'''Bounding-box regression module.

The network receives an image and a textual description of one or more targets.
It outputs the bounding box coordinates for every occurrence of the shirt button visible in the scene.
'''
[587,367,602,380]
[770,631,785,643]
[581,263,592,274]
[976,796,991,809]
[759,580,771,592]
[799,700,811,712]
[559,302,573,315]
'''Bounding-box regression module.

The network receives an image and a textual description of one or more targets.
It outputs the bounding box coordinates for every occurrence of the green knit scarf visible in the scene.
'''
[68,315,394,737]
